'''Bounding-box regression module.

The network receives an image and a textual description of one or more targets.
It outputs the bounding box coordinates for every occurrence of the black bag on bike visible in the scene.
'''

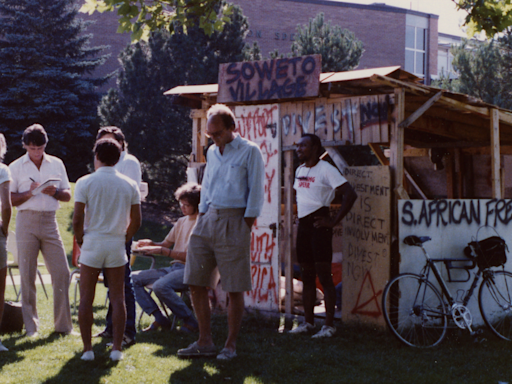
[466,236,508,269]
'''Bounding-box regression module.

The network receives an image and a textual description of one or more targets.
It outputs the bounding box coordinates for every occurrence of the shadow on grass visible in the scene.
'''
[42,343,121,384]
[0,332,66,370]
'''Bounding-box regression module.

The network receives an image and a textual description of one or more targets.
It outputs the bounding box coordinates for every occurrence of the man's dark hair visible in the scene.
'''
[94,138,121,166]
[207,104,235,130]
[175,182,201,212]
[301,133,323,158]
[97,126,126,151]
[22,124,48,146]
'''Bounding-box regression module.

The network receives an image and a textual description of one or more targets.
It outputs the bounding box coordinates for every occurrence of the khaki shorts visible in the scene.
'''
[185,208,252,292]
[79,234,127,269]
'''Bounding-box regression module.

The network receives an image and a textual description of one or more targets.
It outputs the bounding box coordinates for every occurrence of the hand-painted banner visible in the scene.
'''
[342,166,391,326]
[234,105,280,311]
[281,95,391,147]
[218,55,321,103]
[398,199,512,326]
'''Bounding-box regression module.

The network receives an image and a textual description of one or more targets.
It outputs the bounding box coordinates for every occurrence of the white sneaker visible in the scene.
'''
[289,322,315,334]
[110,350,123,361]
[0,341,8,352]
[81,351,95,361]
[312,325,336,338]
[26,331,38,338]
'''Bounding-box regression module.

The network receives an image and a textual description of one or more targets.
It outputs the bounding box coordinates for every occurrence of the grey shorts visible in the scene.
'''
[184,208,252,292]
[0,230,6,269]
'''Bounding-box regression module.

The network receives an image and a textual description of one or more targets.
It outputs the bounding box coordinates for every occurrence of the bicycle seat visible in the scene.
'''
[403,235,431,246]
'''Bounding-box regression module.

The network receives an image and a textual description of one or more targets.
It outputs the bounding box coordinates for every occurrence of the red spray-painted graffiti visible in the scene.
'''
[246,264,278,305]
[251,229,276,263]
[351,270,383,318]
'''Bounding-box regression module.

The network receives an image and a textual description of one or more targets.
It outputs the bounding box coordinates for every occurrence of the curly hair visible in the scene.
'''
[174,182,201,211]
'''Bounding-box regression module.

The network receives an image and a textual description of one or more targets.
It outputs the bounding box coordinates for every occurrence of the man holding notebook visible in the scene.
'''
[9,124,73,337]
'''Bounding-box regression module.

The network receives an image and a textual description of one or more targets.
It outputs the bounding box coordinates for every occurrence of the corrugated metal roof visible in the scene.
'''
[164,83,218,95]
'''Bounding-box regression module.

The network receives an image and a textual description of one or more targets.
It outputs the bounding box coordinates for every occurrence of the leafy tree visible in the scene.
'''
[0,0,110,179]
[435,37,512,110]
[453,0,512,38]
[290,13,363,72]
[98,3,252,206]
[80,0,232,42]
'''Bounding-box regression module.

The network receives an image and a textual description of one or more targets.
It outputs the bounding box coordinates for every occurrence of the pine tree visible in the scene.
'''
[435,37,512,110]
[0,0,110,179]
[98,4,252,205]
[291,13,364,73]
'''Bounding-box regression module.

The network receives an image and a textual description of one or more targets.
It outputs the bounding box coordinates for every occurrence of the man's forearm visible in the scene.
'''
[11,191,33,207]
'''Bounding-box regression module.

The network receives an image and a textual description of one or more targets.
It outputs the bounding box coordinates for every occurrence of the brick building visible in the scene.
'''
[82,0,441,90]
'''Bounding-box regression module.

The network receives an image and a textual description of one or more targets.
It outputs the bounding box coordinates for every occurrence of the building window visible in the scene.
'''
[405,25,426,76]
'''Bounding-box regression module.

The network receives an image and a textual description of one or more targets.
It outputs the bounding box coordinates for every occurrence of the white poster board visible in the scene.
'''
[234,104,280,310]
[398,199,512,325]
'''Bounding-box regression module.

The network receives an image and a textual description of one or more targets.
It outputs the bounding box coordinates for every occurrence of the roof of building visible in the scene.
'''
[165,66,512,147]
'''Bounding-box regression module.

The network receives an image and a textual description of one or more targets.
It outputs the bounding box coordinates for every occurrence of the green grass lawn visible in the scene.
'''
[3,184,512,383]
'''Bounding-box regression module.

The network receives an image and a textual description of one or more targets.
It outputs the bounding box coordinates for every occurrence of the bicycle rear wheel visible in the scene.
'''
[479,270,512,341]
[382,273,447,347]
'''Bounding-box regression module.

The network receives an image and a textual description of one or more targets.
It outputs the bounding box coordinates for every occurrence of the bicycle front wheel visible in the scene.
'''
[479,270,512,341]
[382,273,447,347]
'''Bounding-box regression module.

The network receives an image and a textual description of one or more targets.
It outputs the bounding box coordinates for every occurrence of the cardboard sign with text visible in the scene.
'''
[342,166,391,326]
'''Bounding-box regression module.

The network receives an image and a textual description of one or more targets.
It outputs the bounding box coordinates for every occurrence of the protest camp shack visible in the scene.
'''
[165,55,512,327]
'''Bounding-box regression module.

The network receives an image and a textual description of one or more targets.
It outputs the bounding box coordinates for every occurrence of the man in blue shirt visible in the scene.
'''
[178,104,264,361]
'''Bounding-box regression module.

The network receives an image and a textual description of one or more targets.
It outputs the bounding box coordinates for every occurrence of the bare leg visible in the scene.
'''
[224,291,244,352]
[300,263,317,325]
[103,266,126,352]
[316,262,336,327]
[189,285,214,347]
[0,267,6,325]
[78,265,101,352]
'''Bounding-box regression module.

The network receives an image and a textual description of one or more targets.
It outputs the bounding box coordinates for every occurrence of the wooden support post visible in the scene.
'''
[445,151,455,198]
[283,150,294,315]
[390,88,405,237]
[491,108,501,198]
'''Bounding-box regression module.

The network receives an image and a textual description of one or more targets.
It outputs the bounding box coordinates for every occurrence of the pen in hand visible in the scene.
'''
[29,177,35,182]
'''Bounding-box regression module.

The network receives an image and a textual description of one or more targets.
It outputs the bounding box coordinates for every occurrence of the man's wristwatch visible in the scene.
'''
[53,188,59,199]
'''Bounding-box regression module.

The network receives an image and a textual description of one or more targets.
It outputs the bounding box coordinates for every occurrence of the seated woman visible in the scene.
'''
[132,183,200,332]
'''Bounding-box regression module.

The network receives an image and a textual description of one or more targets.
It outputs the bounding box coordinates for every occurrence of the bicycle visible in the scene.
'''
[382,234,512,347]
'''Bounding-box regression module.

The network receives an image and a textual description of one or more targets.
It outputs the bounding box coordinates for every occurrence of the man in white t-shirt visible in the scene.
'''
[290,134,357,338]
[73,138,141,361]
[93,127,141,346]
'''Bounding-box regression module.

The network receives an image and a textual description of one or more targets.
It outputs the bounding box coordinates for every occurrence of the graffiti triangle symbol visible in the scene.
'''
[351,270,383,318]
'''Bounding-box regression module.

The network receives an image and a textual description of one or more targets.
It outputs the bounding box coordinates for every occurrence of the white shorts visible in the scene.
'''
[79,234,126,269]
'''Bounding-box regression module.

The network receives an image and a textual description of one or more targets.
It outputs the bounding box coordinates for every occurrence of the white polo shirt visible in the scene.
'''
[9,153,70,212]
[74,167,140,237]
[115,151,141,187]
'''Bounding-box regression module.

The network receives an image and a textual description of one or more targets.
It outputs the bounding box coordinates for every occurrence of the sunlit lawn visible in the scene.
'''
[3,184,512,383]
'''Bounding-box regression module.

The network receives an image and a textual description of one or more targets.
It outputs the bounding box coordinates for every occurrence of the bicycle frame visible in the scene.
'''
[417,244,481,310]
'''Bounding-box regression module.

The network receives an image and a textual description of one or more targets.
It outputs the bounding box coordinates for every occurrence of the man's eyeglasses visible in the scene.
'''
[205,129,227,139]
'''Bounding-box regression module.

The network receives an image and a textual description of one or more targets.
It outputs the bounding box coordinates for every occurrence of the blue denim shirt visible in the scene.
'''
[199,134,265,218]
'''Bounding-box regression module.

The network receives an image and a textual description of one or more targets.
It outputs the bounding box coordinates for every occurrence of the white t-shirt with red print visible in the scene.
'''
[293,160,347,219]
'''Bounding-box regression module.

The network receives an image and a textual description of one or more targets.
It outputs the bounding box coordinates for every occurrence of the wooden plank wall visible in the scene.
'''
[281,95,392,147]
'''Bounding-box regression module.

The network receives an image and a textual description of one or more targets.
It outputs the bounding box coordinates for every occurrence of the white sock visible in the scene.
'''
[110,350,123,361]
[0,341,8,352]
[81,351,95,361]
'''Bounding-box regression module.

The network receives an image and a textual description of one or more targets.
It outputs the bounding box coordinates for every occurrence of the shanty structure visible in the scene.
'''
[166,56,512,326]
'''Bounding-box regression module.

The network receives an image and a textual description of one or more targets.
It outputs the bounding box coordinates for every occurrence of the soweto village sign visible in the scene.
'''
[217,55,321,103]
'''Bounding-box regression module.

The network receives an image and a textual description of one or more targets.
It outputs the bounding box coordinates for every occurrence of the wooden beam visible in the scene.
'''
[436,96,489,118]
[491,108,501,198]
[283,150,295,315]
[370,74,430,96]
[399,91,443,128]
[324,147,349,174]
